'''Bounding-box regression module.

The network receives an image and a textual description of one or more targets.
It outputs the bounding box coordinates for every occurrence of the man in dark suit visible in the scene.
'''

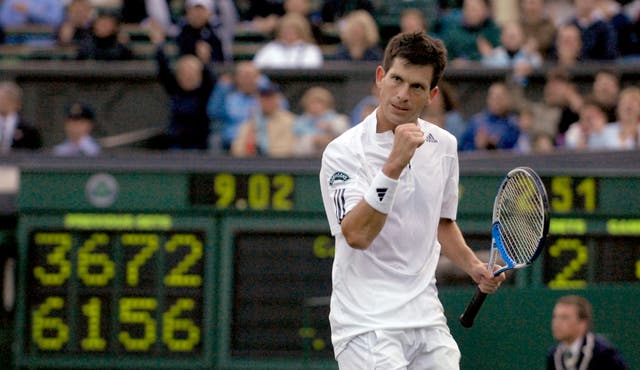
[0,81,41,153]
[547,295,629,370]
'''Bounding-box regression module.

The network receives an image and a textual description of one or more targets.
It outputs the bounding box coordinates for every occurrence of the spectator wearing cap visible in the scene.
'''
[207,61,283,152]
[176,0,224,64]
[76,10,134,60]
[53,102,101,156]
[0,81,42,154]
[231,82,297,157]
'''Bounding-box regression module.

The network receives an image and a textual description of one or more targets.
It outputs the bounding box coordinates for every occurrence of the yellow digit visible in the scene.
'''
[77,233,115,286]
[551,177,573,213]
[313,235,334,259]
[548,238,588,289]
[81,298,106,351]
[636,258,640,280]
[33,233,72,286]
[162,299,200,352]
[247,174,270,210]
[32,297,69,350]
[576,178,596,213]
[272,174,294,210]
[118,298,157,351]
[214,173,236,208]
[122,233,159,286]
[164,234,203,287]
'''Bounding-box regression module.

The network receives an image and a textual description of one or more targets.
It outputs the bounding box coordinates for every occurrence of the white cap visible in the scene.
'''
[185,0,213,12]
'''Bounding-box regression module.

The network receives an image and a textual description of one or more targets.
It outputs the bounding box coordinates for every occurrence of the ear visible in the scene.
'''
[429,86,439,101]
[375,66,385,88]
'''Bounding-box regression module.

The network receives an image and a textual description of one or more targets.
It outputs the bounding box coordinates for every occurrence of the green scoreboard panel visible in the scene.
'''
[12,158,640,370]
[15,214,217,369]
[216,216,335,369]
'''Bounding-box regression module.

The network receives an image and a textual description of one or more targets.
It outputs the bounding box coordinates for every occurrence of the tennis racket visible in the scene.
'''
[459,166,550,328]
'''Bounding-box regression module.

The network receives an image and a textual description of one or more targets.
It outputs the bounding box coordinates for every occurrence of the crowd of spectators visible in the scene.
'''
[0,0,638,157]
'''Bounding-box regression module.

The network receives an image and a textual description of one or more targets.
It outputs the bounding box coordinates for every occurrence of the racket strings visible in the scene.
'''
[496,173,545,264]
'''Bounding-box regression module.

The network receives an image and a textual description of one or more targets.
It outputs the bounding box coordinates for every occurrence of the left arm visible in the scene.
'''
[438,218,505,293]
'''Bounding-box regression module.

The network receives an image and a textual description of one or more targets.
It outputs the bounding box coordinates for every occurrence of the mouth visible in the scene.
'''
[390,103,409,113]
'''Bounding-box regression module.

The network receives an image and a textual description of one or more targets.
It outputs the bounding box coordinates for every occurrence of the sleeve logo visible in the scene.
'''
[329,171,350,185]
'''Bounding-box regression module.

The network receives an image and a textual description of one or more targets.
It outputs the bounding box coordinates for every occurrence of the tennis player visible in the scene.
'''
[319,32,506,369]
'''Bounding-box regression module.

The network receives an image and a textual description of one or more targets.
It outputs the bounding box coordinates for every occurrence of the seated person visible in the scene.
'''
[176,0,224,63]
[253,13,323,69]
[0,81,41,153]
[76,11,134,60]
[120,0,175,35]
[292,86,349,156]
[56,0,94,47]
[480,20,543,85]
[330,9,382,62]
[231,82,296,157]
[53,102,101,156]
[459,81,520,151]
[439,0,501,66]
[0,0,64,29]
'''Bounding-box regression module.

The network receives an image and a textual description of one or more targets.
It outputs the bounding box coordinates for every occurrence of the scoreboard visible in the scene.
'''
[16,214,216,369]
[12,155,640,369]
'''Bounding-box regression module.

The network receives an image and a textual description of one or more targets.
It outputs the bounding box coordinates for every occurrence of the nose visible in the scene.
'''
[396,83,410,101]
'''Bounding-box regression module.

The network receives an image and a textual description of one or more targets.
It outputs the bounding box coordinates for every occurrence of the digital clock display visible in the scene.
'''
[16,214,216,369]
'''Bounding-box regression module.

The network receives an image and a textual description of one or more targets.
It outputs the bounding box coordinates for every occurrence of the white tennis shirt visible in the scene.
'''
[319,110,460,357]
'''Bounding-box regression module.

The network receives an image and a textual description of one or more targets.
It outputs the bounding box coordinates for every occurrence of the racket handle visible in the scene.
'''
[459,287,488,328]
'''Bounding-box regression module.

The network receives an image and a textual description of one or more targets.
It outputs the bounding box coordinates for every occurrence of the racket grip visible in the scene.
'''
[459,287,488,328]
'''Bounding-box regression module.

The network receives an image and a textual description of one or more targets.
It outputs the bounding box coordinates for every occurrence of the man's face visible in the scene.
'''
[375,57,437,131]
[186,5,211,29]
[551,303,587,343]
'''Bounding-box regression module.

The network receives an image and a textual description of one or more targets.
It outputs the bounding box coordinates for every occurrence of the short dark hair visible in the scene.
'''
[382,32,448,90]
[557,295,593,328]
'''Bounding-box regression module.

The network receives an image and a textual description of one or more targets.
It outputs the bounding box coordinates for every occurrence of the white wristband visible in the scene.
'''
[364,171,399,214]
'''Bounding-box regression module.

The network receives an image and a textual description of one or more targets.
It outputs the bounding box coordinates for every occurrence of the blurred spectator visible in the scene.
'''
[601,86,640,149]
[293,86,349,156]
[550,23,584,66]
[439,0,501,66]
[519,0,557,58]
[590,68,620,122]
[567,0,617,60]
[514,105,556,154]
[53,102,100,156]
[209,0,239,62]
[0,0,64,29]
[565,96,611,150]
[400,8,428,34]
[238,0,323,43]
[176,0,224,64]
[235,0,285,34]
[350,82,378,126]
[56,0,94,47]
[480,20,543,85]
[542,68,583,146]
[150,22,215,150]
[320,0,375,23]
[231,82,296,157]
[253,13,323,69]
[458,81,520,151]
[76,11,134,60]
[420,80,467,141]
[330,9,382,62]
[596,0,640,58]
[0,81,41,153]
[207,61,271,151]
[120,0,175,35]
